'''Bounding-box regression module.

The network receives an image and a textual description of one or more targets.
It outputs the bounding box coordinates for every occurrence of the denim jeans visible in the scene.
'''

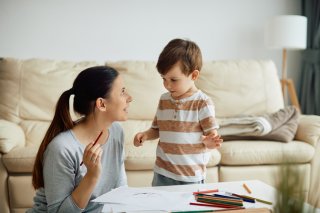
[152,172,204,186]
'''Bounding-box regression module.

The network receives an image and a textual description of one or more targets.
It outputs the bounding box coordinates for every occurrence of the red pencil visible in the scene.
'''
[80,130,103,166]
[190,202,245,209]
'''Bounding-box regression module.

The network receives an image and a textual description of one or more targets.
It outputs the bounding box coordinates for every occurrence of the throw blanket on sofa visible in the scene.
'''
[218,106,299,142]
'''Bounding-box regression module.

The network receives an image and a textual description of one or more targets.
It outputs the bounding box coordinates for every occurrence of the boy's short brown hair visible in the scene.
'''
[156,38,202,76]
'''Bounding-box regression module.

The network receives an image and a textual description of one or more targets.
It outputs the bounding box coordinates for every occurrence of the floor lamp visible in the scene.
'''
[265,15,307,112]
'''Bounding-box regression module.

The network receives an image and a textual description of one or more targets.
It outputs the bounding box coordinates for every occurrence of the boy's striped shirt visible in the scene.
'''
[152,90,219,182]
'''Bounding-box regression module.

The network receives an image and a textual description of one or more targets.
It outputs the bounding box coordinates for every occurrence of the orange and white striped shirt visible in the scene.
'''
[152,90,219,182]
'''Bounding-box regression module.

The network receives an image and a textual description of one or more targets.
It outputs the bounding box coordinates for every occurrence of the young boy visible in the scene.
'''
[133,38,222,186]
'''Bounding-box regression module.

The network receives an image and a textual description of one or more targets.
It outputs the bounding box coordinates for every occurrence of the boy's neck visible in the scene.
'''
[171,87,198,100]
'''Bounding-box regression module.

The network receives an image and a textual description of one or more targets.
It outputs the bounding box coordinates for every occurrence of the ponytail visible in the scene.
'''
[32,89,74,189]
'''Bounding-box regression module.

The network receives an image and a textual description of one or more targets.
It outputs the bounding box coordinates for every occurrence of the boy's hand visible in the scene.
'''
[201,130,223,149]
[133,132,147,147]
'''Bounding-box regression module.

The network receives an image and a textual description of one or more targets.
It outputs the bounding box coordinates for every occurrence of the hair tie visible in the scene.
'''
[68,88,75,94]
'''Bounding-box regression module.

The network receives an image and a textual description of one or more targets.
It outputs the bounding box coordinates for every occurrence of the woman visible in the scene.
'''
[27,66,132,212]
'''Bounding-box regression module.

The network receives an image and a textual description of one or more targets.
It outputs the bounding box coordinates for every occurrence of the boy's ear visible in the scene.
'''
[191,70,200,80]
[95,98,107,111]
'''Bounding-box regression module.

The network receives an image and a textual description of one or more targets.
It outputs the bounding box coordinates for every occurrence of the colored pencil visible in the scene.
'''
[255,198,273,205]
[190,202,246,209]
[212,194,242,200]
[196,198,243,207]
[80,130,103,166]
[243,183,252,194]
[195,195,243,206]
[225,192,255,203]
[193,189,219,195]
[197,195,242,203]
[172,208,243,213]
[236,194,272,205]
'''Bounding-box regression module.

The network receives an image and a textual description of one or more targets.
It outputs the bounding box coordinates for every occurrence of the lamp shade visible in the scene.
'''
[265,15,307,50]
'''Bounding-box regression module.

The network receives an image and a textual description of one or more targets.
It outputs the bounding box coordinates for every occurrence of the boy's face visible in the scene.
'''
[161,62,199,99]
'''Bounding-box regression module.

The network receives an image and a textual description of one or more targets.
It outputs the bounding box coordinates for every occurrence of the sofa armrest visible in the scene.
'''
[295,115,320,147]
[0,120,25,154]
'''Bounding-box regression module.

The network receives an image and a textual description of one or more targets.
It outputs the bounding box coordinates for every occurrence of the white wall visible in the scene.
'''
[0,0,303,89]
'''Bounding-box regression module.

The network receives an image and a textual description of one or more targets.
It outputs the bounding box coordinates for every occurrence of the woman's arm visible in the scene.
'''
[43,136,102,212]
[71,142,102,209]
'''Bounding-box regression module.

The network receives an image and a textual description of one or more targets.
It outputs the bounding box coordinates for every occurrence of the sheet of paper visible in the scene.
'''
[94,186,195,211]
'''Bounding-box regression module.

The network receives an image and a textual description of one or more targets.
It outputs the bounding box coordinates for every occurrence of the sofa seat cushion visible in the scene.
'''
[2,146,37,173]
[8,175,35,209]
[219,140,314,165]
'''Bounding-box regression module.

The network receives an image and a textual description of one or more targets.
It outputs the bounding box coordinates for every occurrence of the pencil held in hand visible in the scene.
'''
[80,130,103,166]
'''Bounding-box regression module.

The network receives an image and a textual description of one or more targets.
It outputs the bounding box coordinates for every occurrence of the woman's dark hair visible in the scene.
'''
[156,38,202,76]
[32,65,119,189]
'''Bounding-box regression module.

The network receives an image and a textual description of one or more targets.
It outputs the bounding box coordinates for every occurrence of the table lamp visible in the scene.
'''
[264,15,307,111]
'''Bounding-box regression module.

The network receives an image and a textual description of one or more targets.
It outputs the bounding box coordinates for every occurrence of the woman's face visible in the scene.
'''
[105,75,132,121]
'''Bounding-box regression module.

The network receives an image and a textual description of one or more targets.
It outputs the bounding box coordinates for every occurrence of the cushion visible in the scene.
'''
[295,115,320,146]
[219,140,315,165]
[0,58,100,122]
[2,146,37,173]
[106,61,166,120]
[197,60,284,117]
[0,120,25,153]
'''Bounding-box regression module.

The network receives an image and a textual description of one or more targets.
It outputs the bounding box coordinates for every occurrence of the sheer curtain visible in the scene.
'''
[299,0,320,115]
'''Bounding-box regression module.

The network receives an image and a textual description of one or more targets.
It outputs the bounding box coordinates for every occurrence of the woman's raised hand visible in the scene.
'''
[83,142,103,178]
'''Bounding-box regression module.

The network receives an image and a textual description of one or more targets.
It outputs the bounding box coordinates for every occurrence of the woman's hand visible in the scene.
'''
[83,142,103,179]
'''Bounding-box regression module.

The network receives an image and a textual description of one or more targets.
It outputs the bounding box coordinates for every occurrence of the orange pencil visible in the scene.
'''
[80,130,103,166]
[193,189,219,195]
[243,183,252,194]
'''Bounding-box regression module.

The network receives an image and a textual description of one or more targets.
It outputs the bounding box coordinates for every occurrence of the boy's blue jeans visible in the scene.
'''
[152,172,204,186]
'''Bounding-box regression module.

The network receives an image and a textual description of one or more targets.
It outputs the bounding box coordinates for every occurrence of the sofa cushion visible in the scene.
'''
[295,115,320,146]
[8,175,35,209]
[0,58,100,123]
[2,146,37,173]
[121,120,221,170]
[219,140,314,165]
[107,61,166,120]
[20,120,49,147]
[0,120,25,153]
[197,60,284,117]
[0,58,22,123]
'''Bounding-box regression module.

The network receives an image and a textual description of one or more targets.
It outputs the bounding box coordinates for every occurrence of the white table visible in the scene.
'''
[101,180,276,212]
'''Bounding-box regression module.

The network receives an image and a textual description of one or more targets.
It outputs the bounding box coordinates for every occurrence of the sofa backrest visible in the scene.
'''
[106,61,166,120]
[0,58,100,146]
[197,60,284,117]
[0,58,284,147]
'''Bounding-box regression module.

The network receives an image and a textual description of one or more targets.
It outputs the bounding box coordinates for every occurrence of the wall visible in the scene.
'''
[0,0,303,92]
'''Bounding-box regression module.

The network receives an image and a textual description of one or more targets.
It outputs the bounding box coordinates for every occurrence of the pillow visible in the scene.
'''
[0,120,25,153]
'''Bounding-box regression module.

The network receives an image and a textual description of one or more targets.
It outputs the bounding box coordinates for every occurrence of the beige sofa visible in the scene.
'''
[0,58,319,213]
